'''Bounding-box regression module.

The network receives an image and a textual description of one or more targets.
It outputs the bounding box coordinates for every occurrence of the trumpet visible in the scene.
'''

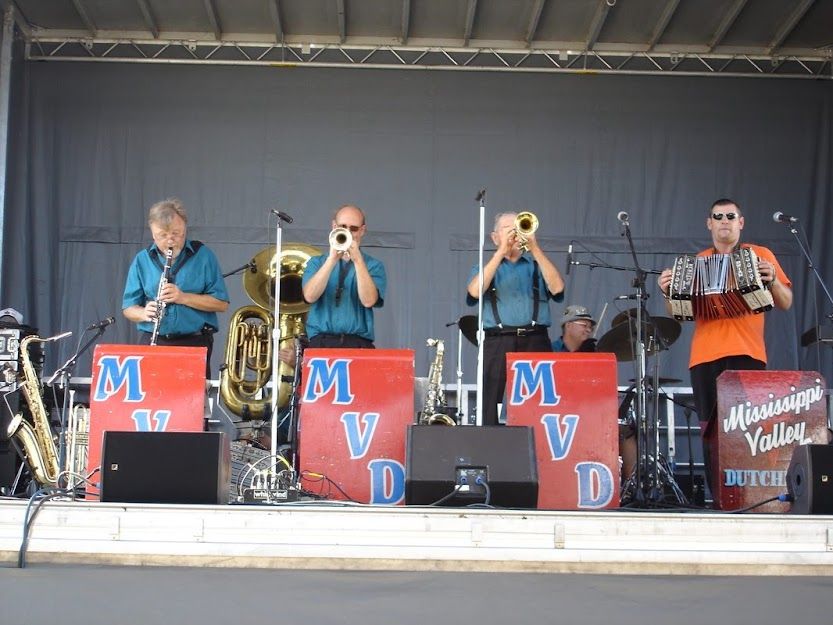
[329,227,353,253]
[513,211,538,252]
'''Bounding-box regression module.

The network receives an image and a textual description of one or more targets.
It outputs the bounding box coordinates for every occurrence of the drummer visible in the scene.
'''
[552,305,597,352]
[555,304,637,485]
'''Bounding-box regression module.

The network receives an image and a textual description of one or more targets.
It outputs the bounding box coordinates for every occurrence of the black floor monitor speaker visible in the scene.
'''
[787,444,833,515]
[405,425,538,508]
[100,431,230,504]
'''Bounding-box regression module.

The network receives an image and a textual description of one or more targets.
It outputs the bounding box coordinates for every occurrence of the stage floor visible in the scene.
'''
[1,499,832,576]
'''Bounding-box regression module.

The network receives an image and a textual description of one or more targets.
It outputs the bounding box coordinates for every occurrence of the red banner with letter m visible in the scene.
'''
[298,348,414,505]
[86,344,206,498]
[506,352,620,510]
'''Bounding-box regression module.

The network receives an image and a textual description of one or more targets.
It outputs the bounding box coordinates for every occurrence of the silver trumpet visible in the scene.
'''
[513,211,539,252]
[150,247,174,346]
[329,227,353,253]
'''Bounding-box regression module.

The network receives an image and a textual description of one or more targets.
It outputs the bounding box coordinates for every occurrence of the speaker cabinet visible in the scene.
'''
[787,444,833,515]
[100,431,229,504]
[405,425,538,508]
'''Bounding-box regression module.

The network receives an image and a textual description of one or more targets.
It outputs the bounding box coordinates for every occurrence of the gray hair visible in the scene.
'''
[493,212,517,231]
[148,198,187,227]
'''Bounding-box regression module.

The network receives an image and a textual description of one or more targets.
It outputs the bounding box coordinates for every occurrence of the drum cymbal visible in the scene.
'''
[458,315,479,346]
[597,316,681,362]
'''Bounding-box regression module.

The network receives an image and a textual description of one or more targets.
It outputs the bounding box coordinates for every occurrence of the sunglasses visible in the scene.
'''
[337,224,362,232]
[711,212,738,221]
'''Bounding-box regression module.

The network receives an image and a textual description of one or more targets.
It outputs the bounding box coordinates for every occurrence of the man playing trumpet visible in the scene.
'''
[302,204,387,348]
[467,212,565,426]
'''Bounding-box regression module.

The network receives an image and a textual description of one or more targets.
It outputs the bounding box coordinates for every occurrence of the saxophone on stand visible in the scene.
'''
[419,338,456,426]
[6,335,61,487]
[150,246,174,346]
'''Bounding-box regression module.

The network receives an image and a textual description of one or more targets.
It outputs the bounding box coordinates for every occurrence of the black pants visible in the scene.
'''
[141,331,214,378]
[690,355,765,494]
[308,334,375,349]
[482,331,552,427]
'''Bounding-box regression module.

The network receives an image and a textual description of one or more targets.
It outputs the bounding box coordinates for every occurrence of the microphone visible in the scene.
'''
[248,261,257,273]
[772,211,798,224]
[475,189,486,203]
[87,316,116,331]
[271,209,294,224]
[45,331,72,342]
[617,211,629,224]
[565,242,573,276]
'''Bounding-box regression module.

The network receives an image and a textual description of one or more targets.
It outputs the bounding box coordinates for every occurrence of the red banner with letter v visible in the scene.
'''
[298,348,414,505]
[506,352,619,510]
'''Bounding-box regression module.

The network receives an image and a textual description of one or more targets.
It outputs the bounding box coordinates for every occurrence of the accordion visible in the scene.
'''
[668,248,773,321]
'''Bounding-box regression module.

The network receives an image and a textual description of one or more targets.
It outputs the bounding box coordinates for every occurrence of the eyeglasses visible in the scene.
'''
[337,224,362,233]
[569,320,593,330]
[711,212,738,221]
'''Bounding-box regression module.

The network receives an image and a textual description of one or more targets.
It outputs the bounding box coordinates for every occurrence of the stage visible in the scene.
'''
[1,499,832,576]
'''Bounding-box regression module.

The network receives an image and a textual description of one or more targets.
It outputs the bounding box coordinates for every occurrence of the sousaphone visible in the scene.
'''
[220,242,320,420]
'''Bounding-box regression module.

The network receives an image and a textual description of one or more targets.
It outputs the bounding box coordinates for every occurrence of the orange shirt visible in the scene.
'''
[689,244,791,369]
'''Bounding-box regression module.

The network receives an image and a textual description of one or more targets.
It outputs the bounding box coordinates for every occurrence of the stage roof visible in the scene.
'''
[8,1,833,78]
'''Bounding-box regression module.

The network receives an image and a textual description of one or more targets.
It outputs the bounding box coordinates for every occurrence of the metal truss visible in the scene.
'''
[25,38,833,80]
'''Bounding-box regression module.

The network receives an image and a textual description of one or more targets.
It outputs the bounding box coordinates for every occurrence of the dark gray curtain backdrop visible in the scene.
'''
[3,57,832,388]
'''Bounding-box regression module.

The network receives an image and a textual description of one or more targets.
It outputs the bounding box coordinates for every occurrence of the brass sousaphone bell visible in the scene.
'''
[220,242,320,420]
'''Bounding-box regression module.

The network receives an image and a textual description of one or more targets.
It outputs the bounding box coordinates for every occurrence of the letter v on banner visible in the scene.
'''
[340,412,380,459]
[540,414,579,460]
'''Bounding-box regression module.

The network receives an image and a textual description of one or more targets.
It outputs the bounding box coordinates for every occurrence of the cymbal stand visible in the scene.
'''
[445,319,465,425]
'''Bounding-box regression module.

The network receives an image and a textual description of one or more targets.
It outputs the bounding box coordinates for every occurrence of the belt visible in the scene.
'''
[484,325,548,337]
[144,329,213,341]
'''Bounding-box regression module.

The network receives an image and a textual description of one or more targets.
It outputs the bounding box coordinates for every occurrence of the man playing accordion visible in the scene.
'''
[658,198,793,494]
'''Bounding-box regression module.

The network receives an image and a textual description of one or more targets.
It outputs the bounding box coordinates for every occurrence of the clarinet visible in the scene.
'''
[150,247,174,346]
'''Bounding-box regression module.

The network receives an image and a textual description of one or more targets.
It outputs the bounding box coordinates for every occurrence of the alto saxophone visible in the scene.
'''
[420,338,455,426]
[6,335,61,487]
[150,247,174,346]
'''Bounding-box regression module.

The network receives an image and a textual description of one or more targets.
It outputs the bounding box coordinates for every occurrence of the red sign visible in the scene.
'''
[506,352,619,510]
[715,370,828,512]
[86,344,207,498]
[298,349,414,504]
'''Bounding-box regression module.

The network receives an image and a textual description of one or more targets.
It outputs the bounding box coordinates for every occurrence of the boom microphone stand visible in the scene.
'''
[47,325,104,488]
[617,212,685,507]
[774,213,833,355]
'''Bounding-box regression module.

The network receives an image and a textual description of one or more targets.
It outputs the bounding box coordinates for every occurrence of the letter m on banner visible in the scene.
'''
[509,361,560,406]
[93,356,146,402]
[303,358,355,404]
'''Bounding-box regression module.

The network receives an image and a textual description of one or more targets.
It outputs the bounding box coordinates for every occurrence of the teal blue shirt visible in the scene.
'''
[466,253,563,328]
[122,240,229,335]
[302,253,387,341]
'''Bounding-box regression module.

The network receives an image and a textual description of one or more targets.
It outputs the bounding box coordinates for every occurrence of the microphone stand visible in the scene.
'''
[475,189,486,427]
[783,221,833,354]
[47,326,106,489]
[269,211,286,489]
[222,260,256,279]
[619,215,650,505]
